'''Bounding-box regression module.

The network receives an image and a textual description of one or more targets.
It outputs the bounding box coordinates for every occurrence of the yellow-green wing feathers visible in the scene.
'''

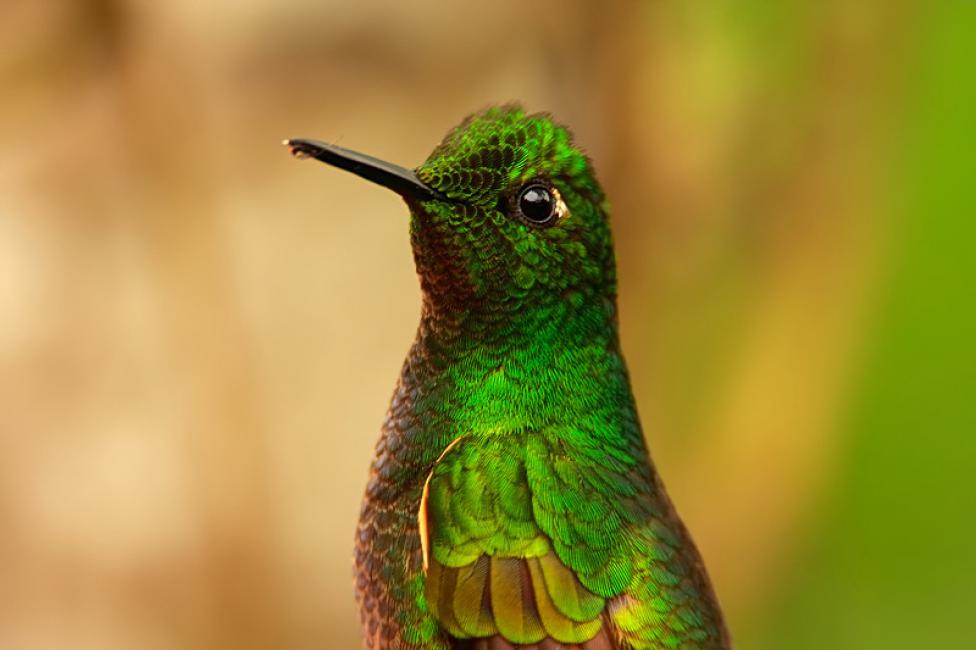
[420,434,612,645]
[419,431,726,648]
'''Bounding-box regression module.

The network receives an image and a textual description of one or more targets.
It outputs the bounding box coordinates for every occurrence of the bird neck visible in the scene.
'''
[407,292,634,437]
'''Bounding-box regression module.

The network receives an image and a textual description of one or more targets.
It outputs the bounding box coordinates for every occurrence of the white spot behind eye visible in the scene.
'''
[552,186,569,222]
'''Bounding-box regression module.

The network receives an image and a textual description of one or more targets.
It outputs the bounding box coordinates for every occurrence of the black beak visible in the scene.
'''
[284,138,446,202]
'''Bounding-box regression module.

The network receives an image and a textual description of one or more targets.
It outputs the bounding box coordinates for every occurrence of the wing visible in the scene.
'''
[419,432,613,648]
[418,430,726,649]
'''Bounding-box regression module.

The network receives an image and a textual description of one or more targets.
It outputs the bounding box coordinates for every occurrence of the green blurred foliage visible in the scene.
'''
[746,3,976,648]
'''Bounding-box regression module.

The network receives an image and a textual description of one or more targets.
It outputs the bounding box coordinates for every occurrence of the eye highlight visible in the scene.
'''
[513,180,567,227]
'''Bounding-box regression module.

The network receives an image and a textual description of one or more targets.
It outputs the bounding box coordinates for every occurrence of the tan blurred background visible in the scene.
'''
[2,2,974,649]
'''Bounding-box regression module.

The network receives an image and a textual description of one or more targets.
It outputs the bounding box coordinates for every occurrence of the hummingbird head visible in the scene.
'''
[287,105,615,327]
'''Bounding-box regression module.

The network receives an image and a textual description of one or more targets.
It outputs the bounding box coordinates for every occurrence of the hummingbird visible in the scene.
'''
[286,105,729,650]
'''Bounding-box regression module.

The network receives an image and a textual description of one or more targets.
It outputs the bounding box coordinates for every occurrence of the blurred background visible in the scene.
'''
[1,1,973,648]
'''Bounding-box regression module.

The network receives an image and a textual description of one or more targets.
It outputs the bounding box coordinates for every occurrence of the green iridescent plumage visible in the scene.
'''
[289,105,728,649]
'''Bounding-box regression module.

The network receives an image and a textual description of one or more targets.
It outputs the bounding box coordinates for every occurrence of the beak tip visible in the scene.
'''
[283,138,314,160]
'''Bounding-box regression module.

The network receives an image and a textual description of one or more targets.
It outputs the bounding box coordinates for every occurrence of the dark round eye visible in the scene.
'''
[517,184,556,225]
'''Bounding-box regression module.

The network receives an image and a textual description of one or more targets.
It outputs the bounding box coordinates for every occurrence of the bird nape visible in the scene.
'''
[287,105,729,650]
